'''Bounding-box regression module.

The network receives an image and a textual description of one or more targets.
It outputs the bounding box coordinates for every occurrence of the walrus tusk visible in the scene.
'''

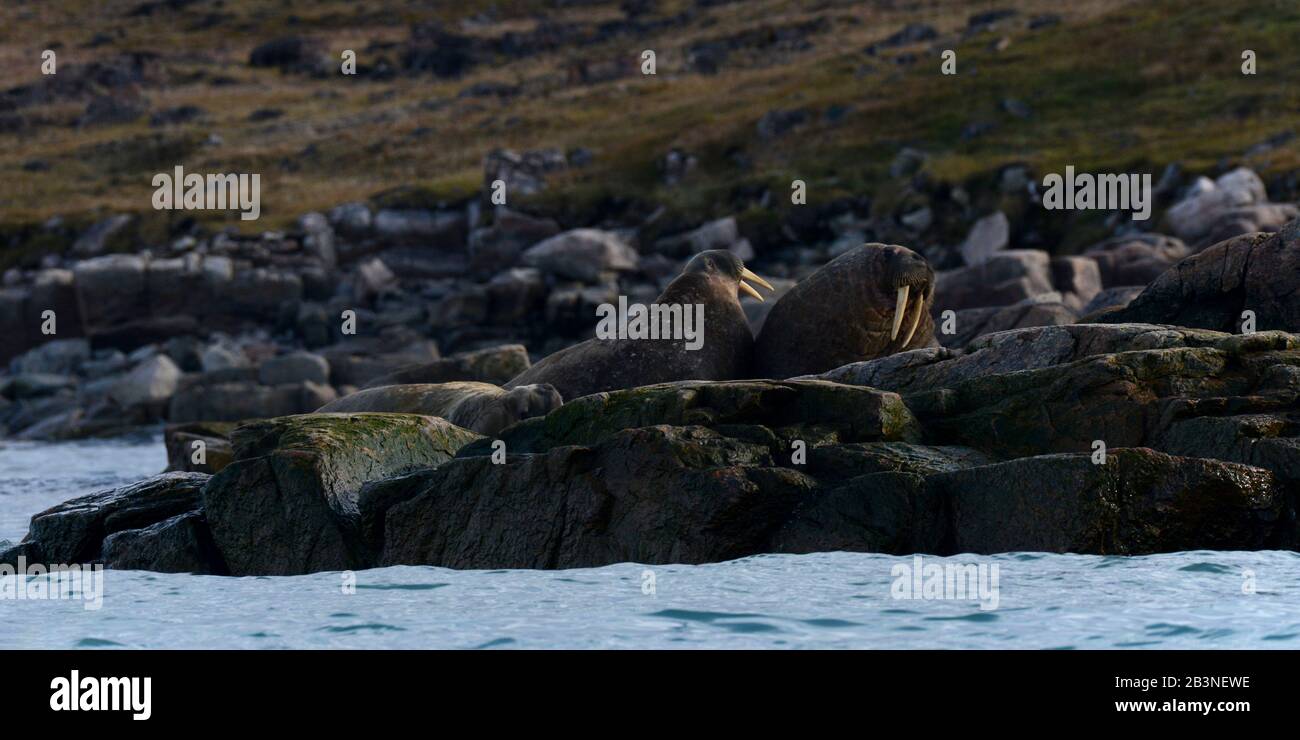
[739,280,764,301]
[891,285,910,340]
[741,268,774,292]
[901,295,923,347]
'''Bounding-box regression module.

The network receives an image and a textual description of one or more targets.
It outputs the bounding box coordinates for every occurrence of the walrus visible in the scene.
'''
[753,243,935,378]
[504,249,774,401]
[316,381,562,435]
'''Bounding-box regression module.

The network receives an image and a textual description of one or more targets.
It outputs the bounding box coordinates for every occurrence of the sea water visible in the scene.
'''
[2,436,1299,650]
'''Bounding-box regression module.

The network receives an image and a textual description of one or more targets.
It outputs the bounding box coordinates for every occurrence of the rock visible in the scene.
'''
[1083,234,1190,287]
[1202,203,1299,246]
[935,249,1053,311]
[477,380,921,455]
[2,373,76,400]
[258,351,330,386]
[940,449,1288,554]
[484,147,567,196]
[328,201,373,236]
[373,208,465,246]
[381,425,817,569]
[814,322,1257,395]
[361,344,530,387]
[168,381,330,423]
[200,341,249,372]
[9,338,90,376]
[769,472,942,555]
[73,254,148,334]
[164,422,237,474]
[101,512,226,574]
[1096,222,1300,332]
[249,36,326,72]
[202,413,482,575]
[1165,168,1267,244]
[318,381,562,435]
[71,214,132,257]
[1049,256,1102,312]
[958,211,1009,266]
[935,293,1077,348]
[353,257,396,302]
[108,354,181,408]
[18,472,208,563]
[1081,286,1144,316]
[653,217,738,257]
[520,229,638,282]
[467,208,560,274]
[0,288,34,364]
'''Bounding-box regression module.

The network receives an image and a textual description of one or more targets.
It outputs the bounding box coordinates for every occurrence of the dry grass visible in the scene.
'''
[0,0,1296,262]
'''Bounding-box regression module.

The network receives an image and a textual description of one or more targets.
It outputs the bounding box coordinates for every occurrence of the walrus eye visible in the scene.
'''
[738,267,774,301]
[891,285,910,340]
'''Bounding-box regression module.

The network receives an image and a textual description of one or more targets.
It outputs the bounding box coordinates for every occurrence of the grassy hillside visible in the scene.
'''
[1,0,1297,266]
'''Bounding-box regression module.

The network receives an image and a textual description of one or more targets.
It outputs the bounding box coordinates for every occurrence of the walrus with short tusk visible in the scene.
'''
[316,381,562,435]
[753,243,935,378]
[504,249,774,401]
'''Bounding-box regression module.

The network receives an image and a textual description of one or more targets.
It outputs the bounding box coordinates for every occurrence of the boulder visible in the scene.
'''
[476,379,921,455]
[1083,234,1190,287]
[258,351,330,386]
[101,512,226,574]
[373,208,465,246]
[520,228,638,282]
[71,214,132,258]
[935,249,1053,311]
[9,338,90,376]
[935,294,1077,348]
[108,354,181,409]
[940,449,1289,553]
[1049,255,1102,311]
[1165,168,1265,244]
[1096,222,1300,332]
[164,421,237,474]
[1081,286,1144,316]
[381,425,817,569]
[168,381,330,422]
[73,254,148,333]
[17,472,209,563]
[0,288,33,364]
[202,413,482,575]
[958,211,1009,266]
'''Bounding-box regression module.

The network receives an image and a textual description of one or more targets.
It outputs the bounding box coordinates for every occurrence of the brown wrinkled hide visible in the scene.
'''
[753,243,935,379]
[505,250,756,401]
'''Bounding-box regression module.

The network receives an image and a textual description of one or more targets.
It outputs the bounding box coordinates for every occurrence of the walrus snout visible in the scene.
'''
[877,246,934,345]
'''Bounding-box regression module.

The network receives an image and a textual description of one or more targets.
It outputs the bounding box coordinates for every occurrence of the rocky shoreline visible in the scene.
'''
[3,160,1299,573]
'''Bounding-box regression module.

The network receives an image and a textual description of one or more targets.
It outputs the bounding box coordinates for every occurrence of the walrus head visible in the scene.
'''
[752,243,935,379]
[869,244,935,351]
[680,250,774,303]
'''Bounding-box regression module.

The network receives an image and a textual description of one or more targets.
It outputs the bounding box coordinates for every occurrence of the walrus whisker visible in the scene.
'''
[741,268,774,292]
[890,285,910,340]
[739,280,764,301]
[901,296,923,347]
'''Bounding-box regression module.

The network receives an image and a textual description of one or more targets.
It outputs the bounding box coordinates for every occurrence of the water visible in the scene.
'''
[3,438,1300,649]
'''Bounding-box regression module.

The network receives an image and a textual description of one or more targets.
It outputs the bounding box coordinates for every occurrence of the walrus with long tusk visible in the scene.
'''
[753,243,935,378]
[505,249,774,401]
